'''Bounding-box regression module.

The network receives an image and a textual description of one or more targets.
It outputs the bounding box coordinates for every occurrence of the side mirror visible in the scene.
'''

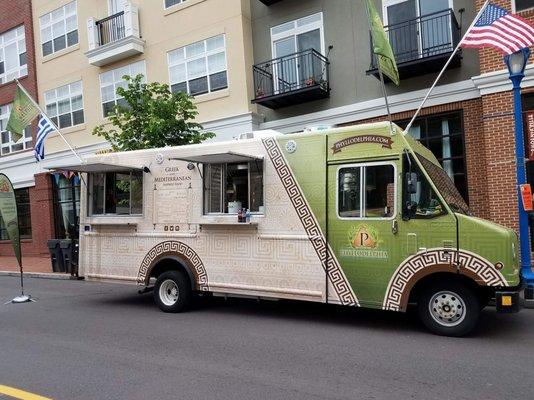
[405,172,418,194]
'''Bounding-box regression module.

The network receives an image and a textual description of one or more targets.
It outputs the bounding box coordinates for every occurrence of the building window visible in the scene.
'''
[204,161,264,214]
[397,111,468,203]
[168,34,228,96]
[382,0,452,63]
[270,13,324,92]
[338,163,396,219]
[0,104,32,156]
[89,171,143,216]
[0,188,32,240]
[0,26,27,84]
[514,0,534,12]
[271,13,324,58]
[99,60,146,117]
[165,0,186,8]
[39,1,78,57]
[52,173,80,239]
[109,0,126,14]
[45,81,84,129]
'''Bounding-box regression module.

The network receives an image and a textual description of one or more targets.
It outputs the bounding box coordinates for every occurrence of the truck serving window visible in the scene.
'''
[338,163,395,219]
[89,171,143,216]
[203,161,264,214]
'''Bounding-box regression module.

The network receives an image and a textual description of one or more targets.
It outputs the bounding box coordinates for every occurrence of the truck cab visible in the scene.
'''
[278,122,521,336]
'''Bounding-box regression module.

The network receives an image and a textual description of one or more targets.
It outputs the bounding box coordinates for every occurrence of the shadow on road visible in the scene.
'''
[92,288,528,339]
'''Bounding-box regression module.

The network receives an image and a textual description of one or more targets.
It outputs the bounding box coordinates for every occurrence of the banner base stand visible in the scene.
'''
[7,295,35,304]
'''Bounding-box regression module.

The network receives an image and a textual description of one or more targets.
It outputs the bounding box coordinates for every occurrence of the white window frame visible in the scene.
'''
[512,0,534,13]
[336,161,397,221]
[39,0,78,57]
[270,12,325,58]
[0,25,27,85]
[108,0,126,15]
[88,171,144,217]
[0,104,33,156]
[381,0,454,25]
[99,60,146,118]
[164,0,186,9]
[44,80,84,130]
[203,161,265,215]
[167,34,228,97]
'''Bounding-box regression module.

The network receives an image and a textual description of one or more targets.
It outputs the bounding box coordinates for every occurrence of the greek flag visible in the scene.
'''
[34,116,54,161]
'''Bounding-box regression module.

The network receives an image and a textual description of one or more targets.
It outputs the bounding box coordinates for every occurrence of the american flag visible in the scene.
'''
[34,115,54,161]
[461,3,534,55]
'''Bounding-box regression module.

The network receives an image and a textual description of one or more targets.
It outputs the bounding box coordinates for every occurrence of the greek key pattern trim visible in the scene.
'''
[262,137,359,306]
[137,240,209,290]
[382,248,508,311]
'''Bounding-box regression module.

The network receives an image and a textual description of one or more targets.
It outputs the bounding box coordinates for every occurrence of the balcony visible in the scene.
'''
[85,2,144,67]
[366,9,461,81]
[258,0,283,5]
[252,49,330,109]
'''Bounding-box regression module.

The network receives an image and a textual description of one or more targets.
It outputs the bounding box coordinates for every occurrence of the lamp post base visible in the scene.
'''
[523,270,534,299]
[5,295,35,304]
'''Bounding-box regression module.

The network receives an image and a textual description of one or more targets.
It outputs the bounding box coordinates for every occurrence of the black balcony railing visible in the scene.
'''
[367,9,461,80]
[258,0,283,5]
[96,11,125,46]
[252,48,330,109]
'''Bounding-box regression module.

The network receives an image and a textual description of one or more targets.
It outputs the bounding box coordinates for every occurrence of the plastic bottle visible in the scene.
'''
[245,209,251,223]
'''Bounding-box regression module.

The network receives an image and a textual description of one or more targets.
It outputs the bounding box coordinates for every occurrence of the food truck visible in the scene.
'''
[58,122,522,336]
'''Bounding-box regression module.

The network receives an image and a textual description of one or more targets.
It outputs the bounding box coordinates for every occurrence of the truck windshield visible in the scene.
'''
[416,153,470,215]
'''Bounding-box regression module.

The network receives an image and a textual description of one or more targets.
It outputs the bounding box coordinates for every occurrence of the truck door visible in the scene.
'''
[327,156,457,308]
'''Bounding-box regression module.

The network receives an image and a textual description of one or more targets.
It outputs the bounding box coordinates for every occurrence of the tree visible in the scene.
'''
[92,74,214,151]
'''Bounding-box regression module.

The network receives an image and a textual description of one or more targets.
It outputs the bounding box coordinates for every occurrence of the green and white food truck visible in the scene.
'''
[67,122,522,336]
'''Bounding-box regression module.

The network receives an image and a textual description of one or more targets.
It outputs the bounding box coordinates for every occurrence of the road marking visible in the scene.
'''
[0,385,52,400]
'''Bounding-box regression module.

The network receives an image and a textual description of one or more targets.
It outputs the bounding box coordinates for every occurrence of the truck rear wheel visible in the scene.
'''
[418,281,480,337]
[154,270,191,313]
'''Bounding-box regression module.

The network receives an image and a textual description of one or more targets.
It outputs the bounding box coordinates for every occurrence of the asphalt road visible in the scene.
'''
[1,276,533,400]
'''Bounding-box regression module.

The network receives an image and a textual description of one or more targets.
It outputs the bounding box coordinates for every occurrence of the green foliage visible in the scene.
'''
[92,74,214,151]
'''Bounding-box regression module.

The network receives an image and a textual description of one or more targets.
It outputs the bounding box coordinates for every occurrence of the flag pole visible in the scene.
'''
[365,1,396,135]
[378,67,395,135]
[15,79,84,163]
[404,0,490,134]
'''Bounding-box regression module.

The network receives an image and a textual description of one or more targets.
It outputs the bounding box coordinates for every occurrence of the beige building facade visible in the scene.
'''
[30,0,257,167]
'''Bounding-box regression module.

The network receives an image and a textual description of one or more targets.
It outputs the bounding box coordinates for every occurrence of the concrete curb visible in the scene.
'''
[0,271,73,280]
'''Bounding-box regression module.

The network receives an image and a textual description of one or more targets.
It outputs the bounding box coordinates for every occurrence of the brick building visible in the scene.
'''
[0,0,55,269]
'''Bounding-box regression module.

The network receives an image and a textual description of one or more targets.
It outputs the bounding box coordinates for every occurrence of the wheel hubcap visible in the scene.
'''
[159,279,179,306]
[428,290,466,327]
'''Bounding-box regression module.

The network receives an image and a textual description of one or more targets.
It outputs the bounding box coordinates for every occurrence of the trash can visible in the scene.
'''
[47,240,65,273]
[60,239,73,274]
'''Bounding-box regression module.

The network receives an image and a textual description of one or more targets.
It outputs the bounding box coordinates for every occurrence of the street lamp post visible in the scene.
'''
[504,47,534,293]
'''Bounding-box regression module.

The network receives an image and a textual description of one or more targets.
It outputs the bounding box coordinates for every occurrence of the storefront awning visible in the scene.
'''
[170,151,263,164]
[46,163,143,173]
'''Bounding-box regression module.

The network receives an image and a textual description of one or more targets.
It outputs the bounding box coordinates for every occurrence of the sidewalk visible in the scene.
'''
[0,256,53,273]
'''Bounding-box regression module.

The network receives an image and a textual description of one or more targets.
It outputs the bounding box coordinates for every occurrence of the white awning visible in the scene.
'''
[46,163,143,173]
[170,151,263,164]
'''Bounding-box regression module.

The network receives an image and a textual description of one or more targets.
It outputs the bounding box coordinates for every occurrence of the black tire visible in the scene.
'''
[154,270,192,313]
[418,280,480,337]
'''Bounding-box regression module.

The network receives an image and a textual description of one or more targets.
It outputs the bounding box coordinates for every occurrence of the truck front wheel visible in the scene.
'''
[154,270,191,313]
[418,281,480,337]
